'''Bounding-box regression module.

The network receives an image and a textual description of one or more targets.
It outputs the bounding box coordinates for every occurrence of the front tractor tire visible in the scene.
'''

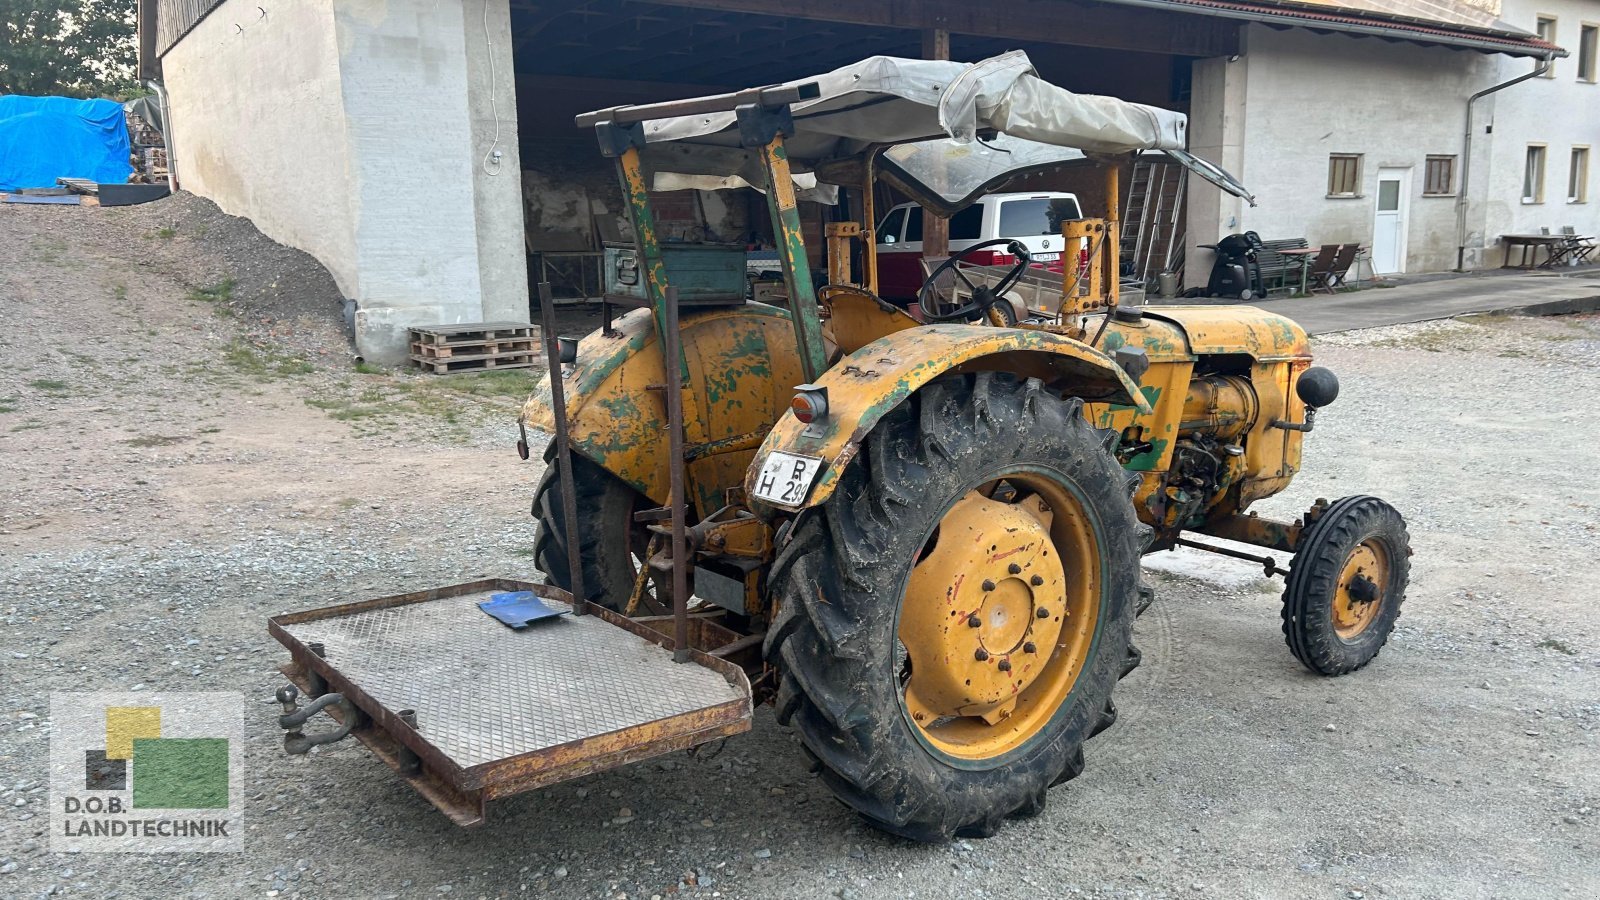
[767,373,1148,841]
[1280,495,1411,676]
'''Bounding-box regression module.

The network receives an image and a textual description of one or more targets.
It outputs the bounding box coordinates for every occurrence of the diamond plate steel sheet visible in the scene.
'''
[281,590,745,769]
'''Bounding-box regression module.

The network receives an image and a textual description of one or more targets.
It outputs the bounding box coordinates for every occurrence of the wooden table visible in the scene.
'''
[1500,234,1567,269]
[1278,247,1318,295]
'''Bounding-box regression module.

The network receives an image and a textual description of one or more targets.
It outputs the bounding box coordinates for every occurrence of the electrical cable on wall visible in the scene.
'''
[481,0,503,176]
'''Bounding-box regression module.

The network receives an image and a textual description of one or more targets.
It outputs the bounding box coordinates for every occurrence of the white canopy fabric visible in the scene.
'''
[616,51,1249,206]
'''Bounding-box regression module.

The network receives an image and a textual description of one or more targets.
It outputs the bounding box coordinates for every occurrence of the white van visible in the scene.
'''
[875,191,1082,300]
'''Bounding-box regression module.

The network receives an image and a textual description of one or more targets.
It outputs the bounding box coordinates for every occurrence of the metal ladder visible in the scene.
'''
[1120,159,1188,289]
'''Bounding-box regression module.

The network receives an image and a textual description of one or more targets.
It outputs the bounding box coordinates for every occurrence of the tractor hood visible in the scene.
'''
[582,51,1254,207]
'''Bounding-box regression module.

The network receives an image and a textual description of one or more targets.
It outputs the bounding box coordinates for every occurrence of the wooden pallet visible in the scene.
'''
[409,351,541,374]
[410,338,538,360]
[408,323,543,374]
[411,323,537,346]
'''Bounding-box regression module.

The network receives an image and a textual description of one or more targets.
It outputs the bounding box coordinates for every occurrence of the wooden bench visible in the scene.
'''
[1253,238,1310,294]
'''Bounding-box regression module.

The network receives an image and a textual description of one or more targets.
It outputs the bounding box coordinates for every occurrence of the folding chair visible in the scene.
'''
[1561,227,1596,264]
[1319,244,1360,291]
[1305,244,1340,295]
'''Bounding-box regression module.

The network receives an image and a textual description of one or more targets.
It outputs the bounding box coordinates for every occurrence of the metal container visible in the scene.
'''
[604,242,748,304]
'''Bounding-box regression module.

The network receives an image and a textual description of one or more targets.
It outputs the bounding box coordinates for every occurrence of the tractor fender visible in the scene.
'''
[522,304,808,513]
[746,323,1149,512]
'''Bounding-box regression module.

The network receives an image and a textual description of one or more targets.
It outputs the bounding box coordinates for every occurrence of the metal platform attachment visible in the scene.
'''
[268,580,752,825]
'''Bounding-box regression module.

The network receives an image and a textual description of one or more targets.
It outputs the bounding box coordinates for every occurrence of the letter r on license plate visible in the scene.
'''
[751,451,822,506]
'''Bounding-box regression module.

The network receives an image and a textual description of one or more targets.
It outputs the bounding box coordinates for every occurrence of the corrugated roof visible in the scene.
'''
[1110,0,1566,57]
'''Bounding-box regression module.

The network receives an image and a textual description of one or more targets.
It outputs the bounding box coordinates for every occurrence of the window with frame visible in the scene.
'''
[877,207,906,244]
[1524,145,1547,203]
[1580,25,1598,82]
[1571,147,1590,203]
[1327,154,1362,197]
[1536,17,1557,75]
[1423,156,1456,196]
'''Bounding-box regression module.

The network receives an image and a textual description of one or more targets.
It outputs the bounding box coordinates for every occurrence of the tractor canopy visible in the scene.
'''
[579,50,1254,212]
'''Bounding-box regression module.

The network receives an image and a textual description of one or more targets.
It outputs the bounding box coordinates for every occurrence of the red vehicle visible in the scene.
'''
[874,191,1083,300]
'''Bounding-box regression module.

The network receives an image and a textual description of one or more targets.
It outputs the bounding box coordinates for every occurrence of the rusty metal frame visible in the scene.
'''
[268,579,751,827]
[662,286,692,662]
[537,281,590,617]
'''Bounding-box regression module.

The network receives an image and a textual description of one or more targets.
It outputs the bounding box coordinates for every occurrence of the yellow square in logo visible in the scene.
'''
[105,707,161,760]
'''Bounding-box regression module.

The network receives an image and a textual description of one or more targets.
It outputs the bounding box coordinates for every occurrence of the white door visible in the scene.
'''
[1372,168,1410,275]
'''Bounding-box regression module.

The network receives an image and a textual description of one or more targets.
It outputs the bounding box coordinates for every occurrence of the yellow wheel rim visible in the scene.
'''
[897,474,1100,761]
[1332,541,1389,639]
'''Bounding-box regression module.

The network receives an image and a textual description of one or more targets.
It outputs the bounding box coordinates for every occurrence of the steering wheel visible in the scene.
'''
[917,239,1032,324]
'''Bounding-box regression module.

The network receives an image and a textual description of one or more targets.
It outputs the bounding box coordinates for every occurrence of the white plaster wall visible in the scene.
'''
[162,0,360,297]
[1185,55,1248,281]
[164,0,528,363]
[460,0,529,322]
[1476,0,1600,266]
[336,0,492,360]
[1231,26,1500,275]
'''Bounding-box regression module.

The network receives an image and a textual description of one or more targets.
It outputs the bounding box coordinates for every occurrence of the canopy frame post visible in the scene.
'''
[738,103,827,382]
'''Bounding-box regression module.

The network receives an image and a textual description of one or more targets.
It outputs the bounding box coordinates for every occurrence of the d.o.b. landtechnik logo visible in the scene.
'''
[49,692,242,852]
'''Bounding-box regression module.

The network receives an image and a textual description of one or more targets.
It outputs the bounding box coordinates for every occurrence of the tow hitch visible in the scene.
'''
[275,684,358,755]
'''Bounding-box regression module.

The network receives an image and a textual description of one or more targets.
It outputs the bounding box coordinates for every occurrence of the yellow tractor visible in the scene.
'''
[270,52,1409,842]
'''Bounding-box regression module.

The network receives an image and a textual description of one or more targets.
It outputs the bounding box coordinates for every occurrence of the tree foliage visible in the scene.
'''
[0,0,138,98]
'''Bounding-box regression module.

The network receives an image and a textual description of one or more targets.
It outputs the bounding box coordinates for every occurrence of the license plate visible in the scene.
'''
[751,451,823,506]
[1032,252,1061,262]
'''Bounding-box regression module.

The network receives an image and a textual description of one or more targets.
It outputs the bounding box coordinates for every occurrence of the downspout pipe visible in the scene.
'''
[1456,55,1553,271]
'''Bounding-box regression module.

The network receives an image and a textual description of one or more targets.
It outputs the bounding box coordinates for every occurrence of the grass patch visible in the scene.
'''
[222,339,314,381]
[304,397,384,421]
[112,283,128,301]
[11,419,46,432]
[123,434,189,448]
[198,426,222,434]
[435,369,542,400]
[155,226,176,240]
[353,361,386,375]
[32,236,69,264]
[1536,638,1578,655]
[189,278,237,316]
[0,397,17,414]
[28,378,70,394]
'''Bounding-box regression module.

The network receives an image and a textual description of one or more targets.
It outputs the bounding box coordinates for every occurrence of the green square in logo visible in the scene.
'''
[130,738,229,809]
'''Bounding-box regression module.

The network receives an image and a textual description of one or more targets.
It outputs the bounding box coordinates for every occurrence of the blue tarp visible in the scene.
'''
[0,96,131,192]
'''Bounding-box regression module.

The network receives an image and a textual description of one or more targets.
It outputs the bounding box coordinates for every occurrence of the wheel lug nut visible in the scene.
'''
[975,648,990,662]
[1030,574,1044,586]
[997,659,1012,672]
[966,614,981,628]
[1036,607,1050,618]
[981,579,996,591]
[1008,563,1022,575]
[1023,642,1037,654]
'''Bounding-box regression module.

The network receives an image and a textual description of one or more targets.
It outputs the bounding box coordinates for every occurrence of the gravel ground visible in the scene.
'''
[1,199,1598,900]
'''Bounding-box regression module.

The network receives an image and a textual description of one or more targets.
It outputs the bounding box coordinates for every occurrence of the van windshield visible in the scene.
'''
[998,198,1078,237]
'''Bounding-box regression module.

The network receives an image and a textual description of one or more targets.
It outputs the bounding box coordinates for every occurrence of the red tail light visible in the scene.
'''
[791,385,829,424]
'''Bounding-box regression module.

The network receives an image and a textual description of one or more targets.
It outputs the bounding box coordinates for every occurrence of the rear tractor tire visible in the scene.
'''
[531,450,654,612]
[1280,495,1411,676]
[766,372,1148,841]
